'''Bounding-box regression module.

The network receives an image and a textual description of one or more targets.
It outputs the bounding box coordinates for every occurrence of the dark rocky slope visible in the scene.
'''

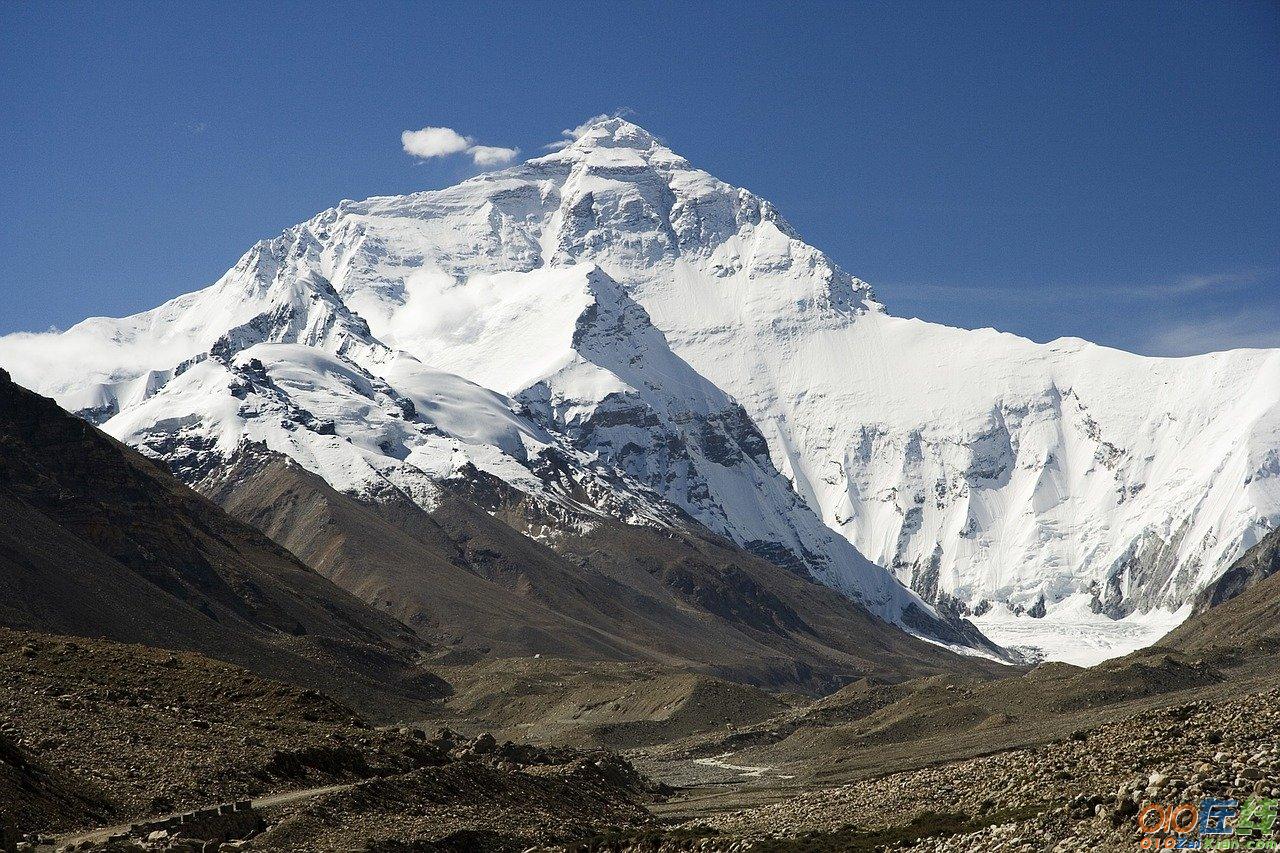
[0,369,442,717]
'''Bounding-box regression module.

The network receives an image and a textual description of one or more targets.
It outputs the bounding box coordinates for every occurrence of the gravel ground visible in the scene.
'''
[255,751,655,851]
[0,628,440,832]
[637,687,1280,852]
[8,624,1279,852]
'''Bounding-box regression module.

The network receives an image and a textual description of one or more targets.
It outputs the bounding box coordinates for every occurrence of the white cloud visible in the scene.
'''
[1157,270,1266,297]
[467,145,519,166]
[0,325,200,403]
[401,126,473,160]
[381,268,506,354]
[401,126,519,169]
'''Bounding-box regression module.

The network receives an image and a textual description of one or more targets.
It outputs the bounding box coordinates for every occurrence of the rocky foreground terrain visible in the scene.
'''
[0,628,657,852]
[5,614,1278,852]
[679,688,1280,852]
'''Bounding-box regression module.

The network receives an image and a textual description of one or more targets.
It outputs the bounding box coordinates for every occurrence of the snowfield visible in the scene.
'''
[971,595,1192,667]
[2,116,1277,660]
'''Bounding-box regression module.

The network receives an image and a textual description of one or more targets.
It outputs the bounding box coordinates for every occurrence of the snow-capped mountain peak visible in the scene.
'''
[553,115,665,153]
[3,117,1277,663]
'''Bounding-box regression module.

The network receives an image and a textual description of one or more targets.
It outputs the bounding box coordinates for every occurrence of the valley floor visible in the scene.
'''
[7,624,1280,852]
[648,686,1280,852]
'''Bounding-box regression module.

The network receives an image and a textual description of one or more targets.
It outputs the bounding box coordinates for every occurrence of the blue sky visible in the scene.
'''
[2,1,1277,355]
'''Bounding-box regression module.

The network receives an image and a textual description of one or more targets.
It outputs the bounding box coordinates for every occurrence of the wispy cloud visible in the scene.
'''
[887,268,1273,306]
[1139,311,1280,357]
[400,125,519,168]
[886,268,1278,357]
[1126,269,1268,299]
[886,282,1058,306]
[0,325,199,397]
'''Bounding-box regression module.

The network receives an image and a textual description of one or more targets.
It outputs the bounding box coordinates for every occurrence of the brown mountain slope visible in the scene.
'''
[0,368,442,717]
[0,729,107,838]
[204,450,1009,695]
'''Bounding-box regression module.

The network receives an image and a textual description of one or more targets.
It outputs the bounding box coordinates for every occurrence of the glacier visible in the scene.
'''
[3,116,1278,663]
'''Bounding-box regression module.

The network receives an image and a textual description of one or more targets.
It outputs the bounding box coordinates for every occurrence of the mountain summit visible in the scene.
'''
[3,117,1277,662]
[560,116,664,150]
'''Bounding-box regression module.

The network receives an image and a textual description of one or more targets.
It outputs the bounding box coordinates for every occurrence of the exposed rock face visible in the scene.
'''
[1161,528,1280,654]
[0,728,106,838]
[1191,525,1280,615]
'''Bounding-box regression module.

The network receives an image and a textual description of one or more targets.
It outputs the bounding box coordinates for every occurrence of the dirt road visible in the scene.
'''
[44,782,355,850]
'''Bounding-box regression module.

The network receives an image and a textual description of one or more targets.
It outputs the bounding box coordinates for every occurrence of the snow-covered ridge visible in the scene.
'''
[3,116,1277,662]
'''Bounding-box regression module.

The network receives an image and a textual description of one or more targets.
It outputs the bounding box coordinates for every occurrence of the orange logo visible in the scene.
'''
[1138,802,1198,836]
